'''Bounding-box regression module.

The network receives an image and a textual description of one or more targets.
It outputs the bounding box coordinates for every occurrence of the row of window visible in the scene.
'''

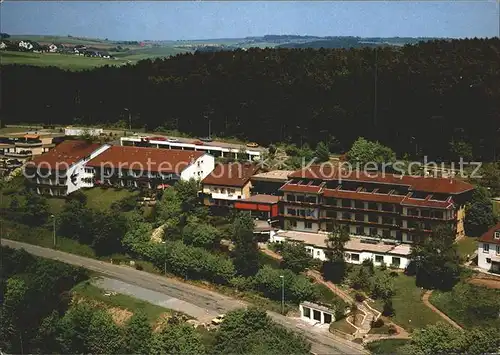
[286,208,316,218]
[211,187,237,194]
[483,244,500,254]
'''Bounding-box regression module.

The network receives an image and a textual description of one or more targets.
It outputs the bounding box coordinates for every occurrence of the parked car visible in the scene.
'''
[192,140,204,145]
[246,142,259,148]
[167,138,179,142]
[211,314,225,325]
[199,137,213,142]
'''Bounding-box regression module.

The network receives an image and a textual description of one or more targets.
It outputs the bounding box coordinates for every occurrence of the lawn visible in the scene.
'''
[369,270,442,332]
[430,281,500,329]
[72,280,172,323]
[329,318,356,335]
[493,200,500,215]
[1,51,121,70]
[365,339,410,355]
[456,236,478,259]
[1,218,97,258]
[81,187,139,211]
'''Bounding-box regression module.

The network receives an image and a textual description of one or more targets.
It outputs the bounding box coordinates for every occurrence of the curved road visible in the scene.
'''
[1,239,366,355]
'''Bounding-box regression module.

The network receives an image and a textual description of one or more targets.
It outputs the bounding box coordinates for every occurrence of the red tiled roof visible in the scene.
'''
[86,146,204,173]
[280,182,324,194]
[202,163,260,187]
[323,189,407,204]
[289,165,474,194]
[27,140,101,171]
[243,194,281,204]
[478,223,500,245]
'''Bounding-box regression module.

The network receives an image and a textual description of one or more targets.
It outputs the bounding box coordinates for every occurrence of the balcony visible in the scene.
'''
[4,150,32,158]
[210,192,241,200]
[15,140,43,148]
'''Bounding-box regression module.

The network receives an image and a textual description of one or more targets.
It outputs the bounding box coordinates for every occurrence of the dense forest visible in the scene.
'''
[2,38,500,160]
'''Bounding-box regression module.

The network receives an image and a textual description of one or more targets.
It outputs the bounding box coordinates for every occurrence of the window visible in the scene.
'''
[305,221,313,229]
[368,202,378,210]
[344,253,351,260]
[369,227,378,236]
[342,199,351,208]
[286,194,296,202]
[325,198,337,206]
[421,210,430,218]
[375,255,384,263]
[484,243,490,253]
[305,195,317,204]
[296,195,305,202]
[392,257,401,267]
[355,213,364,221]
[289,220,297,227]
[342,212,351,220]
[382,230,391,238]
[355,201,365,209]
[351,253,360,261]
[356,226,364,235]
[287,208,297,216]
[382,216,394,225]
[486,258,491,264]
[495,231,500,240]
[407,234,413,242]
[497,245,500,255]
[303,306,311,318]
[408,208,419,216]
[382,203,394,212]
[368,214,378,223]
[316,250,320,256]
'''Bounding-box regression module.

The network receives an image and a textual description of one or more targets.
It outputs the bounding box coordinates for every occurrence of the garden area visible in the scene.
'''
[430,281,500,329]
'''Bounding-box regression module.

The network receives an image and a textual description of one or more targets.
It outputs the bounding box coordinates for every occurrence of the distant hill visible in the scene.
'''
[274,36,442,49]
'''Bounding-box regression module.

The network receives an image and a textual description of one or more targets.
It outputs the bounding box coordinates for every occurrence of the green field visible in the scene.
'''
[370,271,442,332]
[365,339,410,355]
[456,236,478,258]
[81,187,139,211]
[1,51,123,70]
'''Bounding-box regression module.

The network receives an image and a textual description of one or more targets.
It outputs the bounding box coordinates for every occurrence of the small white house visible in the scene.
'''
[0,42,6,50]
[18,40,33,51]
[270,230,411,269]
[48,44,58,53]
[477,222,500,273]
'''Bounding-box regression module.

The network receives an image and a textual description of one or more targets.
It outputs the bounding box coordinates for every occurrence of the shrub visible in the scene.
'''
[354,292,366,303]
[387,325,398,335]
[379,262,387,271]
[371,318,384,328]
[135,263,143,271]
[383,298,395,316]
[389,271,399,277]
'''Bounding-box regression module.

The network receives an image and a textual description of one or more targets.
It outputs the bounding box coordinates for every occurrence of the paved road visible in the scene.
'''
[1,239,367,355]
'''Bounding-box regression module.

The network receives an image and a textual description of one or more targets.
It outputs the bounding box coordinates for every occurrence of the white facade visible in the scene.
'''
[121,136,264,161]
[48,44,58,53]
[300,302,336,325]
[270,233,411,269]
[477,240,500,272]
[65,128,104,137]
[19,41,33,50]
[0,42,6,50]
[202,185,246,200]
[180,154,215,181]
[30,144,111,196]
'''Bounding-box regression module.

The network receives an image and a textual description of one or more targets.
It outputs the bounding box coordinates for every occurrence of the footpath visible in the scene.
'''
[421,290,463,330]
[259,246,409,341]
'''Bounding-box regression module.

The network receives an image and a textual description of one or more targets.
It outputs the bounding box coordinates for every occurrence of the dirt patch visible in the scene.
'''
[153,312,172,333]
[468,277,500,289]
[107,307,133,326]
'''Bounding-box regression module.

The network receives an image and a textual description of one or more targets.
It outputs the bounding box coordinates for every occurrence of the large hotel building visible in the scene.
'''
[279,165,474,244]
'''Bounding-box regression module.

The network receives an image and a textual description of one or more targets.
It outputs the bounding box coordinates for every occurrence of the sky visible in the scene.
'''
[1,1,499,41]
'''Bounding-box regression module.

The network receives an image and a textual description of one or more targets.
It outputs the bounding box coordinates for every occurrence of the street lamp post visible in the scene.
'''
[280,275,285,315]
[161,240,167,276]
[50,215,56,248]
[124,108,131,131]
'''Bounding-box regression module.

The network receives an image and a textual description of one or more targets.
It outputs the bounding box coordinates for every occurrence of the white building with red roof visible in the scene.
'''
[477,222,500,273]
[279,165,475,243]
[85,145,214,189]
[24,140,111,196]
